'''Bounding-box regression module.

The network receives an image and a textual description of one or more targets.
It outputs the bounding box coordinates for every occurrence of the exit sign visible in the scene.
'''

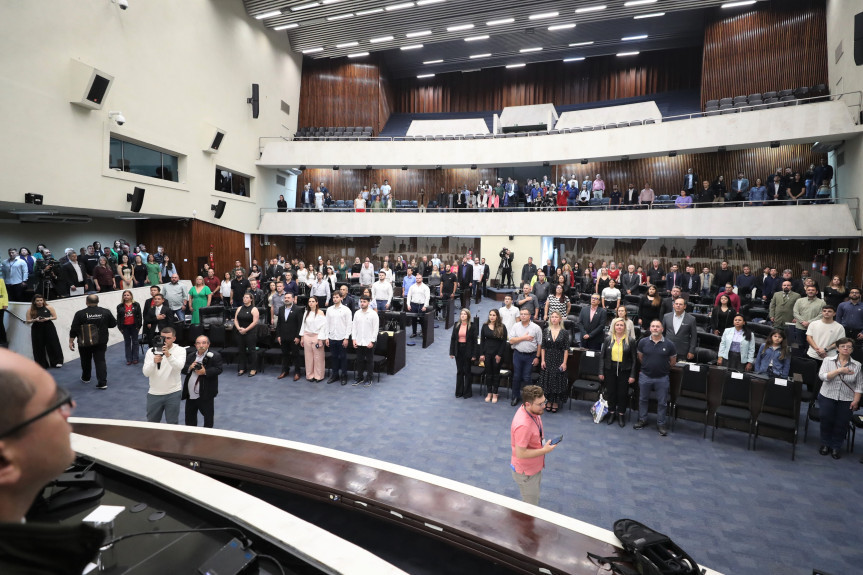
[837,248,849,253]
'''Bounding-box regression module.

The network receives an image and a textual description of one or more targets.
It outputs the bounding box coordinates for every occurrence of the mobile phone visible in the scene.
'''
[550,435,563,445]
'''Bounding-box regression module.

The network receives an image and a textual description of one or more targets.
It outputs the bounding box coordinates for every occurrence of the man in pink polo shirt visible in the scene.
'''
[510,384,558,505]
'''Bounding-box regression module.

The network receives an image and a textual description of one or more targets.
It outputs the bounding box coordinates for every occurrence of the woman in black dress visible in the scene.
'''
[599,318,638,427]
[638,284,662,331]
[540,311,571,413]
[711,293,736,335]
[479,309,507,404]
[233,293,260,377]
[823,275,846,309]
[449,309,476,398]
[26,294,63,369]
[711,174,727,202]
[132,254,148,287]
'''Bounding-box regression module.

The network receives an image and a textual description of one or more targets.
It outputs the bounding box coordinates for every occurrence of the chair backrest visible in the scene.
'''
[578,350,603,377]
[680,364,709,397]
[760,378,797,417]
[790,356,820,395]
[695,347,718,365]
[697,332,721,351]
[719,371,751,408]
[207,324,226,348]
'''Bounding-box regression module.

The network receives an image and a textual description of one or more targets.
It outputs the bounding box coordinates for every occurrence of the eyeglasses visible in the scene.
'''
[532,400,548,407]
[0,387,74,439]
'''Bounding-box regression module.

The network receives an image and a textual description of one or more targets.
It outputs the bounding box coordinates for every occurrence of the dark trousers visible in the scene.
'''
[280,337,301,373]
[483,355,501,394]
[8,282,25,302]
[604,365,630,414]
[356,345,374,381]
[474,282,482,303]
[501,268,513,288]
[118,323,140,363]
[818,393,853,450]
[79,344,108,386]
[793,328,809,354]
[459,286,471,310]
[31,323,63,369]
[584,334,603,351]
[455,342,473,397]
[638,374,670,425]
[410,302,423,335]
[185,397,215,428]
[0,309,6,345]
[329,338,347,377]
[512,350,535,400]
[237,330,258,371]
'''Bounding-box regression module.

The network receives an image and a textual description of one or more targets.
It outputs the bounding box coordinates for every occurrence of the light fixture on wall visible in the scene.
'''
[470,164,477,170]
[332,165,339,170]
[24,193,44,205]
[435,165,442,170]
[621,156,629,162]
[366,165,373,170]
[111,0,129,10]
[542,161,550,167]
[717,146,727,153]
[770,141,780,148]
[211,200,226,219]
[401,166,408,170]
[581,159,588,164]
[668,151,677,157]
[299,165,306,170]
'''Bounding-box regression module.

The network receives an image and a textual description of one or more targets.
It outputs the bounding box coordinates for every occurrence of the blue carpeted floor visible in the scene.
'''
[58,299,859,575]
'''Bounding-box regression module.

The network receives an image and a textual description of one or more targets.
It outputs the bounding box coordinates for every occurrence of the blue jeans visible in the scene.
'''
[376,299,389,311]
[818,393,853,450]
[638,374,670,425]
[329,338,347,377]
[174,309,186,322]
[512,350,535,400]
[119,324,139,363]
[146,390,181,424]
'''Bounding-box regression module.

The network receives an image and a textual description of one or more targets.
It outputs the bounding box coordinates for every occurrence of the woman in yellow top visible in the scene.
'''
[598,318,638,427]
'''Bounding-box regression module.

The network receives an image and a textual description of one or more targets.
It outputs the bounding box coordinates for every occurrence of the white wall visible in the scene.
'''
[0,0,302,233]
[0,218,135,256]
[479,236,542,286]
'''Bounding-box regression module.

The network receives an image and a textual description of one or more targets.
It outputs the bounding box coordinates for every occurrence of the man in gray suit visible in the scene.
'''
[661,297,697,361]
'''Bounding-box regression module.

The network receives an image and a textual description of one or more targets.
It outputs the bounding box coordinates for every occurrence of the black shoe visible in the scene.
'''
[510,397,519,406]
[819,445,830,456]
[410,333,418,338]
[352,379,362,386]
[618,413,626,428]
[658,425,668,437]
[341,376,348,386]
[81,378,91,384]
[831,449,841,460]
[363,379,372,387]
[607,413,616,425]
[633,420,647,430]
[327,375,340,384]
[96,383,107,390]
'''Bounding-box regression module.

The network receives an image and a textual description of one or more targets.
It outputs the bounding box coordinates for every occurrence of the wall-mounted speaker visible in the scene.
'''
[69,59,114,110]
[211,200,227,219]
[127,187,145,213]
[203,127,226,153]
[247,83,260,119]
[855,11,863,65]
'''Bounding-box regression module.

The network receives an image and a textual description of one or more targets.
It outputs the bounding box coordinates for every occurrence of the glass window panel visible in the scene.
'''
[122,140,162,179]
[109,138,125,171]
[160,153,179,182]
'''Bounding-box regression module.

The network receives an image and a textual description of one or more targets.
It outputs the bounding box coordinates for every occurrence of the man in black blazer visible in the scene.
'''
[59,252,90,297]
[622,183,639,208]
[458,257,473,311]
[276,292,304,381]
[680,265,701,301]
[144,294,174,341]
[181,335,224,427]
[661,297,698,361]
[578,294,607,351]
[541,259,555,280]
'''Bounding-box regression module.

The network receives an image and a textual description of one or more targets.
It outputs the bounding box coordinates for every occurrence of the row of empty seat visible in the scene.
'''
[704,84,828,114]
[294,126,374,140]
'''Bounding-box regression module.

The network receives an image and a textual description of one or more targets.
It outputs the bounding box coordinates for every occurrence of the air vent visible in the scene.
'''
[281,101,291,115]
[18,214,92,224]
[276,175,286,186]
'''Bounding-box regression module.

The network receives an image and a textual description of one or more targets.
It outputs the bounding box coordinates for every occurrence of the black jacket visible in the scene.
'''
[458,264,473,288]
[578,305,607,340]
[115,301,143,332]
[59,261,90,296]
[69,305,117,346]
[599,334,638,378]
[145,302,175,333]
[450,322,477,358]
[181,348,224,401]
[681,273,701,294]
[276,304,304,341]
[479,324,507,359]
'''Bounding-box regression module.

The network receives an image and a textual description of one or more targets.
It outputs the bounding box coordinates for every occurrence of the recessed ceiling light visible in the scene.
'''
[355,7,383,15]
[622,34,648,40]
[564,56,586,62]
[385,2,414,11]
[348,52,369,58]
[370,35,395,43]
[302,47,324,53]
[406,30,432,37]
[470,53,491,58]
[401,44,424,50]
[336,41,359,48]
[291,2,319,11]
[569,41,594,46]
[721,0,756,7]
[417,73,435,78]
[327,13,354,20]
[548,23,576,31]
[634,12,665,18]
[487,17,515,26]
[465,35,489,41]
[322,0,344,4]
[274,23,298,30]
[529,11,558,20]
[624,0,657,6]
[255,10,281,19]
[617,51,640,56]
[519,47,542,53]
[423,59,443,64]
[447,23,475,31]
[575,5,606,13]
[506,63,526,68]
[416,0,445,5]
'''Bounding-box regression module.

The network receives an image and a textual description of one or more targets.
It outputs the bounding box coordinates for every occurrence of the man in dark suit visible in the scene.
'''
[181,335,224,428]
[682,168,698,196]
[480,258,490,298]
[458,257,473,311]
[661,297,698,361]
[521,257,537,286]
[59,252,90,297]
[664,264,683,290]
[266,258,284,283]
[541,259,555,280]
[622,183,639,208]
[144,294,174,340]
[578,294,607,351]
[681,266,701,301]
[619,264,641,296]
[276,292,303,381]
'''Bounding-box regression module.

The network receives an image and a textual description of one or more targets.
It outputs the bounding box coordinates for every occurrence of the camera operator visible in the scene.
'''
[33,250,60,300]
[499,248,514,289]
[181,335,223,427]
[142,326,184,424]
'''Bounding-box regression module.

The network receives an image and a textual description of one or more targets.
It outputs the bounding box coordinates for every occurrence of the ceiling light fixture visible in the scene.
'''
[465,35,489,41]
[385,2,414,11]
[370,35,395,43]
[548,23,576,31]
[617,51,640,56]
[569,41,594,46]
[564,56,586,62]
[355,7,383,15]
[327,13,354,20]
[274,23,298,30]
[417,73,435,78]
[575,5,606,13]
[519,47,542,53]
[470,53,491,58]
[634,12,665,18]
[416,0,445,5]
[722,0,756,7]
[322,0,343,4]
[487,17,515,26]
[302,47,324,53]
[423,59,443,64]
[291,2,319,11]
[447,23,475,31]
[336,41,359,48]
[406,31,432,39]
[348,52,369,58]
[622,34,648,40]
[624,0,657,6]
[401,44,423,50]
[529,11,558,20]
[255,10,281,19]
[506,63,526,68]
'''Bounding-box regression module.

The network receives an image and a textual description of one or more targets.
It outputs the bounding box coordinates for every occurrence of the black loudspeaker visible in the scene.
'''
[247,84,260,119]
[24,193,44,205]
[211,200,226,219]
[211,131,225,150]
[855,12,863,65]
[126,187,145,213]
[69,60,114,110]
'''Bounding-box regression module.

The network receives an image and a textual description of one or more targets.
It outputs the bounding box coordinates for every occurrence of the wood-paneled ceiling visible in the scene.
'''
[241,0,765,78]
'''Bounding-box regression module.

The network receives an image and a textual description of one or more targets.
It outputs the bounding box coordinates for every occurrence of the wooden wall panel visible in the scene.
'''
[701,0,828,107]
[393,48,702,114]
[135,220,244,281]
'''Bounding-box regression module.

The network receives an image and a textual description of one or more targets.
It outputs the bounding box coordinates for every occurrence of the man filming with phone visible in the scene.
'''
[510,385,558,505]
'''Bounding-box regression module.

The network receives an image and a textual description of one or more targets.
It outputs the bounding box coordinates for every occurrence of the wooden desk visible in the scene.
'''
[385,329,406,374]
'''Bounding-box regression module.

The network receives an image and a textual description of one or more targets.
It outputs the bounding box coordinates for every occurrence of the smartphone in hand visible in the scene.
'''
[550,435,563,445]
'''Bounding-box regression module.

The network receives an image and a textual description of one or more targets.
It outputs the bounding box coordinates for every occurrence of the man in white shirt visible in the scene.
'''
[406,274,431,338]
[372,271,393,311]
[380,180,392,202]
[142,326,185,424]
[359,258,375,287]
[309,271,331,307]
[499,294,519,337]
[352,296,380,387]
[508,308,543,406]
[325,291,354,385]
[472,257,484,304]
[806,306,847,360]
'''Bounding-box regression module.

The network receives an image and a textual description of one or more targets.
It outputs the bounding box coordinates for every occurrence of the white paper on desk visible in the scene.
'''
[82,505,125,524]
[688,364,701,372]
[731,372,744,380]
[774,378,788,386]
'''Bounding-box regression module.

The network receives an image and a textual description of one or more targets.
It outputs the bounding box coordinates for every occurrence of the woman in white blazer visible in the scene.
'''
[717,314,756,371]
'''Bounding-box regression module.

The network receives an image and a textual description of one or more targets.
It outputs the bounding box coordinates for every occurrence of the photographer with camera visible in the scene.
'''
[142,326,185,424]
[181,335,223,427]
[32,249,59,300]
[499,248,514,289]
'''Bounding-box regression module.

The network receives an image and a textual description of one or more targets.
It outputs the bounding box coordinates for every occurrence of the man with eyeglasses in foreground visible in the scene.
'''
[510,384,558,505]
[0,348,104,572]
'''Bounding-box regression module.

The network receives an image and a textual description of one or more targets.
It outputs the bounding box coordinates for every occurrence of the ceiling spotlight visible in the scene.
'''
[366,165,373,170]
[435,165,442,170]
[112,0,129,10]
[332,165,339,170]
[668,151,677,157]
[108,111,126,125]
[470,164,477,170]
[581,159,589,164]
[770,141,780,148]
[401,166,409,170]
[299,165,307,170]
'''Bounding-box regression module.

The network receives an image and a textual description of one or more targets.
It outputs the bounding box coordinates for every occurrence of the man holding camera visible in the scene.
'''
[181,335,223,427]
[142,326,184,424]
[499,248,514,288]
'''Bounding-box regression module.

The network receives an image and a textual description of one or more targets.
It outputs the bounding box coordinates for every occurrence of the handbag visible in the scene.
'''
[591,394,609,423]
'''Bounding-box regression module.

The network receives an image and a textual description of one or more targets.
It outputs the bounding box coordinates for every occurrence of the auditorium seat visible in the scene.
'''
[705,99,719,109]
[719,104,736,114]
[629,120,643,126]
[719,97,733,107]
[747,93,761,103]
[644,119,656,124]
[779,95,796,106]
[762,91,777,100]
[733,95,748,105]
[778,89,794,98]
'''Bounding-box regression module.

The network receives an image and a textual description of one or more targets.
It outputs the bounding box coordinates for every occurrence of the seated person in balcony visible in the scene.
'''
[711,175,727,204]
[371,195,384,212]
[609,184,622,208]
[592,173,605,199]
[638,182,655,207]
[767,175,783,204]
[753,329,790,378]
[697,179,713,206]
[601,279,621,310]
[748,178,767,206]
[675,189,693,208]
[816,179,832,202]
[729,171,749,203]
[785,172,806,204]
